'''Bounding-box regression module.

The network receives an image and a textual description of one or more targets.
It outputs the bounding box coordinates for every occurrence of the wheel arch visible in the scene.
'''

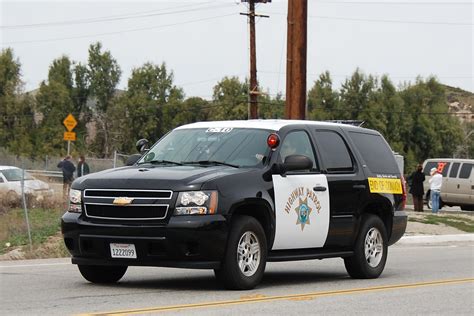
[359,198,393,241]
[229,199,275,250]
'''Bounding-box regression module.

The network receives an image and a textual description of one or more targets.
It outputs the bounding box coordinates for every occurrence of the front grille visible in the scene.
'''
[85,204,168,220]
[83,189,173,221]
[84,189,172,199]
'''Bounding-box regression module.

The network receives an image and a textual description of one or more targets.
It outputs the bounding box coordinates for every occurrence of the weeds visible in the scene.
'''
[408,214,474,233]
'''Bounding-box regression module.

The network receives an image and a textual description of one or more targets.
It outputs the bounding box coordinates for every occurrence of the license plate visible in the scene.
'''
[110,243,137,259]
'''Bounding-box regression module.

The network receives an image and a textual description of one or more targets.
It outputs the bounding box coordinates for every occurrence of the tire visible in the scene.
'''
[344,214,388,279]
[461,206,474,211]
[78,265,127,284]
[426,192,432,209]
[214,215,267,290]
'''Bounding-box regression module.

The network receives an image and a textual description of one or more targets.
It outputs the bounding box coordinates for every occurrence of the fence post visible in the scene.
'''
[113,150,117,169]
[21,164,33,252]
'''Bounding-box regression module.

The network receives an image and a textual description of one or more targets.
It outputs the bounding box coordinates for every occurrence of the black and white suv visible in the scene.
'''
[62,120,407,290]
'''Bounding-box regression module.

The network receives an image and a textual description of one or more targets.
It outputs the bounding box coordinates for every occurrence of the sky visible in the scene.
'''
[1,0,473,100]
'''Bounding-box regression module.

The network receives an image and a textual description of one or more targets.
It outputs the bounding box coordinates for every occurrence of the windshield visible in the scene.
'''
[138,128,272,168]
[1,169,35,181]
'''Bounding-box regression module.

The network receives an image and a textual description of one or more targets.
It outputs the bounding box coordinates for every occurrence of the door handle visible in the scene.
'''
[457,184,460,189]
[313,186,327,192]
[353,184,366,190]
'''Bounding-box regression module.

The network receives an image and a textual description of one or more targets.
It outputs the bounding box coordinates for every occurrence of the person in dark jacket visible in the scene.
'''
[409,164,426,212]
[77,155,90,177]
[57,155,76,199]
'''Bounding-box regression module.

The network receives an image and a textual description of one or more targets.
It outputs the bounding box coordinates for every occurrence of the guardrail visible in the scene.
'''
[27,169,63,181]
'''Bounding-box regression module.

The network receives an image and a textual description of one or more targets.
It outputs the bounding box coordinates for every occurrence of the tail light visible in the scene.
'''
[400,175,407,210]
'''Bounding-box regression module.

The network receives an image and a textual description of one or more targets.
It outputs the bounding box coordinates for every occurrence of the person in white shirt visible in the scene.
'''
[429,167,443,214]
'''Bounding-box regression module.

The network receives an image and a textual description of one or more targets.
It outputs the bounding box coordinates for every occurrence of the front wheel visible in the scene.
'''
[344,214,388,279]
[78,265,127,284]
[214,215,267,290]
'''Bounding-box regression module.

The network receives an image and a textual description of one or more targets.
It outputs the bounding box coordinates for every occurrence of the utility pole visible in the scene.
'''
[241,1,270,119]
[285,0,308,120]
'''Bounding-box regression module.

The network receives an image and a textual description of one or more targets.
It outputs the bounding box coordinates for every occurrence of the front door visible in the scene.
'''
[271,130,330,250]
[272,174,330,250]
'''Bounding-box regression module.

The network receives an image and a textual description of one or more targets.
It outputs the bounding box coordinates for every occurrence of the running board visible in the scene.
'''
[268,249,353,262]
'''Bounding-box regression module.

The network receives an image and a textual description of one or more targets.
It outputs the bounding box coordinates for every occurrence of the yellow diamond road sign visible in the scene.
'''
[63,113,77,132]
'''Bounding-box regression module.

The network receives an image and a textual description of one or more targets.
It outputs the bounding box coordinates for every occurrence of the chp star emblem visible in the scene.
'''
[294,197,313,231]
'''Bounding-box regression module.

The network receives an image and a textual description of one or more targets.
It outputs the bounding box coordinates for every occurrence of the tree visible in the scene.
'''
[307,71,339,120]
[0,48,34,155]
[210,77,248,120]
[339,69,376,120]
[86,42,121,157]
[108,62,184,153]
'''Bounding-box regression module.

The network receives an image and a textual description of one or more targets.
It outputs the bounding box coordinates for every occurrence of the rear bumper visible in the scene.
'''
[389,210,407,246]
[61,212,228,269]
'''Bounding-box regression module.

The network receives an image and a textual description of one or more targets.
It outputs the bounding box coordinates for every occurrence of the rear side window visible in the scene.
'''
[314,130,353,172]
[423,161,450,176]
[459,163,473,179]
[348,132,399,174]
[449,163,460,178]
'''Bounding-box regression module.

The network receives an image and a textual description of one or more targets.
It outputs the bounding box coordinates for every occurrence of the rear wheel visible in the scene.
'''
[78,265,127,284]
[344,214,388,279]
[214,215,267,290]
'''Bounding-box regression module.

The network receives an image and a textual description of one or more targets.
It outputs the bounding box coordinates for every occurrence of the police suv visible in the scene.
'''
[62,120,407,290]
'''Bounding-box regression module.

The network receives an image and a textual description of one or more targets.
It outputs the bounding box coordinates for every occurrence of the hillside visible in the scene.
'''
[443,85,473,124]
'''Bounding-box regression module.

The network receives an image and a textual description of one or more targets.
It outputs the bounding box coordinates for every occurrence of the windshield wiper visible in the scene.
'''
[182,160,239,168]
[140,160,183,166]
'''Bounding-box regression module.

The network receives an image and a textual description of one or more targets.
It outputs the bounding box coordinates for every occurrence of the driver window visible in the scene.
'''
[280,131,318,171]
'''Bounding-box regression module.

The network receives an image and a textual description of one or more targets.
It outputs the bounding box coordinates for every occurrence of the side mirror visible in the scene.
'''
[125,154,142,166]
[136,139,149,154]
[280,155,313,174]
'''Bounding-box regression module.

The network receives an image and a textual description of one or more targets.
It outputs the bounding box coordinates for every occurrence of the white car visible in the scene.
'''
[0,166,53,205]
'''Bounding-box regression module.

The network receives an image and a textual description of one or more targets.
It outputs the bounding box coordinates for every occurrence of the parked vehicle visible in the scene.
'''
[0,166,53,205]
[422,158,474,211]
[62,120,407,290]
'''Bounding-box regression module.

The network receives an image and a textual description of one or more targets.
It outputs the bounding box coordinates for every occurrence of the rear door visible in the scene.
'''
[312,129,367,248]
[457,163,473,205]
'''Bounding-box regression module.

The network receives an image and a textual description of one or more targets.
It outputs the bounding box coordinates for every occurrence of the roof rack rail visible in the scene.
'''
[325,120,365,127]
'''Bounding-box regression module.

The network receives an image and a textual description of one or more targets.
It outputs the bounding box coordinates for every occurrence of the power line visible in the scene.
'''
[1,13,237,45]
[313,1,472,5]
[261,12,473,26]
[258,70,474,80]
[0,2,234,29]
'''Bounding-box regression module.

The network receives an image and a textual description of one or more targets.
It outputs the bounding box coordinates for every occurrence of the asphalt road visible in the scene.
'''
[1,242,473,316]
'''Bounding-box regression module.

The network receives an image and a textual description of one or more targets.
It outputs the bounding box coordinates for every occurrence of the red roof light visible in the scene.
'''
[267,133,280,149]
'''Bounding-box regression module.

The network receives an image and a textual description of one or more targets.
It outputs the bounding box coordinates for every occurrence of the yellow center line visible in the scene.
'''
[79,278,474,316]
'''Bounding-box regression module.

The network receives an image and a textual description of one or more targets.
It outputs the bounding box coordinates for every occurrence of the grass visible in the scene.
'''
[0,204,70,258]
[408,215,474,233]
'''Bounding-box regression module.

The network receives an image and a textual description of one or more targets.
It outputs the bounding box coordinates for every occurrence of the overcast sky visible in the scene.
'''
[1,0,473,99]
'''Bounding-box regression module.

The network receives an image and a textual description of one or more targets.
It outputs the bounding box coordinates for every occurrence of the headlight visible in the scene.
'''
[69,189,82,213]
[174,191,218,215]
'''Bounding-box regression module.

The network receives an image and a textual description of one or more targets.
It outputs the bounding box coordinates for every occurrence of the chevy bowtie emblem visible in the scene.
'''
[113,197,134,206]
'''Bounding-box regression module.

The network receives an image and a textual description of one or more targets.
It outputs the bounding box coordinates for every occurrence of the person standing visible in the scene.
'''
[57,155,76,199]
[77,155,90,177]
[409,164,425,212]
[429,167,443,214]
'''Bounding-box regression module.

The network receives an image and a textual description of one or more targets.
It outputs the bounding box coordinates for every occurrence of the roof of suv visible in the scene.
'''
[176,120,368,132]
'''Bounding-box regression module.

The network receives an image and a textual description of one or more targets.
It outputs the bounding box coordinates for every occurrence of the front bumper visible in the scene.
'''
[61,212,228,269]
[388,210,407,246]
